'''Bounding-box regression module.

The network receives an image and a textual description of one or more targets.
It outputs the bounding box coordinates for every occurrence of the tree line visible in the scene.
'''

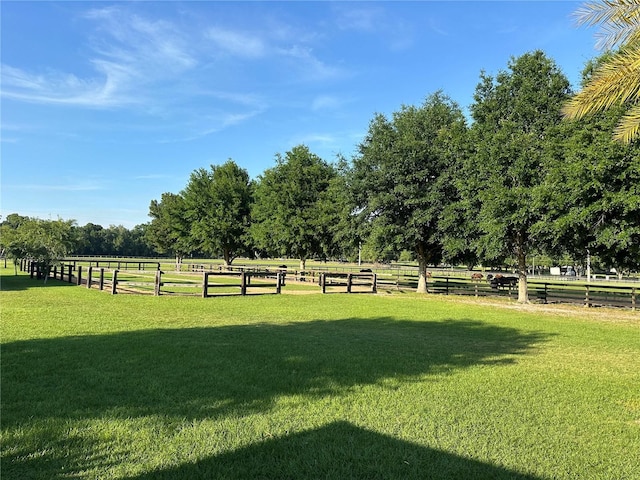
[2,50,639,302]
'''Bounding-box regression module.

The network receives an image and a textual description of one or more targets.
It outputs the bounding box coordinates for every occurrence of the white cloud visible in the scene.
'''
[0,64,125,107]
[311,95,342,111]
[279,45,345,81]
[289,133,338,147]
[333,5,415,51]
[1,6,196,109]
[205,27,266,58]
[334,6,381,32]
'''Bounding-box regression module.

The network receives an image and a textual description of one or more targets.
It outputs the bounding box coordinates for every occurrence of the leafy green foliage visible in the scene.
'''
[468,51,572,300]
[251,145,337,269]
[537,103,640,272]
[351,91,467,290]
[0,216,75,277]
[182,160,253,265]
[147,192,194,262]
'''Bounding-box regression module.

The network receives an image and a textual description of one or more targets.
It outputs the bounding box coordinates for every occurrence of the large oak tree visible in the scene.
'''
[251,145,337,271]
[469,51,571,302]
[351,92,467,293]
[182,160,253,266]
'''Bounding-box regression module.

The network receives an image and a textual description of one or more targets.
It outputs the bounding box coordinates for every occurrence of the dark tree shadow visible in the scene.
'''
[0,272,74,291]
[2,319,548,426]
[2,318,549,478]
[122,421,541,479]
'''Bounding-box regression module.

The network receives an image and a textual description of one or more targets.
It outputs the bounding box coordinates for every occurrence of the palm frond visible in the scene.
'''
[613,102,640,141]
[562,43,640,118]
[575,0,640,49]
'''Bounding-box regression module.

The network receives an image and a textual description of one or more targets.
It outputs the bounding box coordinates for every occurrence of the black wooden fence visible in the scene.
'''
[17,258,638,309]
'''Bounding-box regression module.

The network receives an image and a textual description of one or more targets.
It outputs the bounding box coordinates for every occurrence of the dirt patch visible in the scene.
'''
[376,290,639,323]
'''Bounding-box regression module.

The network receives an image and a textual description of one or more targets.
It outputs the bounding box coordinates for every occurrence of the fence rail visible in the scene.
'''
[319,272,377,294]
[17,259,638,310]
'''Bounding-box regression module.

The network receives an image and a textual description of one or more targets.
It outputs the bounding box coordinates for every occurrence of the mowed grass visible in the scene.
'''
[1,269,638,479]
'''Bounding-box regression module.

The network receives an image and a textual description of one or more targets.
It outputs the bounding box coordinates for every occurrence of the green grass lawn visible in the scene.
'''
[1,268,638,479]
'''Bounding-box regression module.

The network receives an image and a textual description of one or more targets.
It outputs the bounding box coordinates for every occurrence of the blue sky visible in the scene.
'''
[2,1,598,228]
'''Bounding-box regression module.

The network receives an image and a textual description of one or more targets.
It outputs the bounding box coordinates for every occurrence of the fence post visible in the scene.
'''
[241,271,247,295]
[474,282,478,298]
[77,265,82,286]
[53,265,57,279]
[67,264,73,283]
[99,268,105,291]
[585,284,590,308]
[87,266,93,289]
[347,274,352,293]
[276,272,282,294]
[372,273,377,293]
[321,273,327,294]
[632,287,636,311]
[202,272,209,298]
[445,277,449,295]
[154,270,162,296]
[111,270,118,295]
[30,261,35,278]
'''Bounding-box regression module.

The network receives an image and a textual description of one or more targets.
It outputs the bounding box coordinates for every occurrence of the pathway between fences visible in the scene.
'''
[19,259,639,310]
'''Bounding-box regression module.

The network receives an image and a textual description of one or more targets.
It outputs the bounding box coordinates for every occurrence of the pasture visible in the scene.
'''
[1,268,638,479]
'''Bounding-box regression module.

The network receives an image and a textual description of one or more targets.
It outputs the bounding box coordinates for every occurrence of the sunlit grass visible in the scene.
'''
[1,268,638,479]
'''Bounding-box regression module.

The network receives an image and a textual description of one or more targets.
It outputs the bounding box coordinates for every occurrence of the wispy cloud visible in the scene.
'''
[1,5,348,141]
[333,5,415,51]
[311,95,344,111]
[334,6,382,32]
[1,6,195,108]
[1,64,126,107]
[288,133,339,148]
[278,45,345,81]
[205,27,266,58]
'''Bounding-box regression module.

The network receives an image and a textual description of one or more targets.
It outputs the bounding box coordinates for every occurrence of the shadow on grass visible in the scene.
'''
[123,421,541,479]
[3,318,547,425]
[0,272,74,291]
[2,318,548,478]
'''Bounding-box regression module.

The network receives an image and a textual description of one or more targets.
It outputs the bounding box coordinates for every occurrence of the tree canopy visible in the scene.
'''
[0,216,75,279]
[469,51,572,302]
[147,192,194,265]
[351,91,468,292]
[182,160,253,266]
[538,57,640,274]
[251,145,337,271]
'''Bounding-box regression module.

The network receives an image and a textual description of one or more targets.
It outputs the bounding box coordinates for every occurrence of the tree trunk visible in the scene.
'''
[299,258,306,271]
[417,251,428,294]
[223,249,231,268]
[517,246,529,303]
